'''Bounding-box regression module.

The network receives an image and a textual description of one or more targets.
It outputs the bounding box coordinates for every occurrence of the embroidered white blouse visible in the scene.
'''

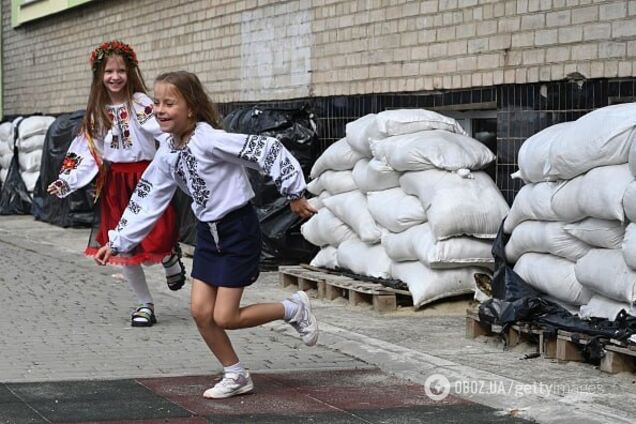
[54,92,165,197]
[108,122,307,253]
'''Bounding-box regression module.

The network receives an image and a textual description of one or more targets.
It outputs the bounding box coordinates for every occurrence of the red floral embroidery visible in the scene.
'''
[61,153,82,174]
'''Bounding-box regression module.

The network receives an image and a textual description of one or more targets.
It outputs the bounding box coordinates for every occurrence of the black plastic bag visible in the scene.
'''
[31,110,96,227]
[0,148,31,215]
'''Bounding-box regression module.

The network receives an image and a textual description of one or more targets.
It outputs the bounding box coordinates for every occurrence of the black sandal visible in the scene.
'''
[163,245,187,291]
[131,303,157,327]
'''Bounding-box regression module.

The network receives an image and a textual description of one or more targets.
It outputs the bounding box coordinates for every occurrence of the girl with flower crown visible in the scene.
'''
[47,40,186,327]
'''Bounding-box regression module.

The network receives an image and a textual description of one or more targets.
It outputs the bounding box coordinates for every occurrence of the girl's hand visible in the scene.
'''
[289,197,317,219]
[47,180,64,196]
[94,245,114,265]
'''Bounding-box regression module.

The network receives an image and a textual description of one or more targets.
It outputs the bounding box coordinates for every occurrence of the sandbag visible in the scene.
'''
[513,253,593,305]
[300,208,357,247]
[391,260,479,308]
[323,190,382,243]
[337,239,391,279]
[318,170,357,195]
[517,122,571,183]
[579,295,636,321]
[503,182,561,233]
[306,178,325,196]
[563,218,625,249]
[623,181,636,222]
[0,121,13,144]
[309,246,339,269]
[345,114,382,157]
[20,171,39,192]
[504,220,591,263]
[352,158,400,193]
[17,116,55,140]
[622,223,636,270]
[547,103,636,180]
[18,149,42,172]
[17,134,46,153]
[383,223,494,269]
[376,109,467,136]
[309,138,364,179]
[575,248,636,304]
[367,187,426,233]
[371,130,495,172]
[551,164,633,222]
[400,169,509,239]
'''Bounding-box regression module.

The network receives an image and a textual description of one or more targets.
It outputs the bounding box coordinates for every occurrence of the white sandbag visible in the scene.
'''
[382,223,494,268]
[505,221,591,263]
[309,138,364,179]
[0,121,13,143]
[345,114,382,157]
[0,141,12,156]
[318,170,357,195]
[371,130,495,172]
[300,208,357,247]
[367,187,426,233]
[323,190,382,243]
[391,260,479,308]
[17,116,55,140]
[18,149,43,172]
[20,171,39,192]
[623,181,636,222]
[503,182,561,233]
[517,122,571,183]
[376,109,467,136]
[306,178,324,196]
[621,223,636,270]
[579,295,636,321]
[337,239,391,279]
[0,152,13,170]
[575,248,636,304]
[563,218,625,249]
[17,134,46,153]
[551,164,633,222]
[309,246,339,269]
[0,168,8,183]
[352,158,400,193]
[547,103,636,180]
[513,253,593,305]
[307,197,323,210]
[400,169,509,239]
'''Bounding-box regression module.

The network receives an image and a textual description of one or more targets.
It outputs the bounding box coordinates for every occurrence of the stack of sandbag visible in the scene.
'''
[504,103,636,318]
[16,116,55,192]
[303,109,509,308]
[0,117,21,185]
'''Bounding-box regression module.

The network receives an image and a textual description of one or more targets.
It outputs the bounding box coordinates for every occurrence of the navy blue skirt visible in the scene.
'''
[191,203,261,287]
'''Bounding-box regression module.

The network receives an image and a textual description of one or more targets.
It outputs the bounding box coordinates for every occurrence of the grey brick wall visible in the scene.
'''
[2,0,636,115]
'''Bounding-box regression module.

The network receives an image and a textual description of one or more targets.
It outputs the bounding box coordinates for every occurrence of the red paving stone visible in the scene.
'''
[138,368,469,418]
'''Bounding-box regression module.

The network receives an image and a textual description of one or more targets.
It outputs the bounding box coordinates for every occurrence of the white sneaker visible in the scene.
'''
[203,372,254,399]
[287,291,319,346]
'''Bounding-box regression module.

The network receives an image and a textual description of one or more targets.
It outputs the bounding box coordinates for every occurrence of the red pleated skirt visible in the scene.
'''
[84,161,178,266]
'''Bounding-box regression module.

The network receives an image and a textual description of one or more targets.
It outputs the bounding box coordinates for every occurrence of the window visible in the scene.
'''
[11,0,94,27]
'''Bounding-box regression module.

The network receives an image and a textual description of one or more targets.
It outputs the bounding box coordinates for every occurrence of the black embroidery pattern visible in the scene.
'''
[238,135,267,164]
[263,140,282,173]
[116,218,128,231]
[128,201,141,214]
[135,178,152,198]
[177,147,210,208]
[274,157,297,193]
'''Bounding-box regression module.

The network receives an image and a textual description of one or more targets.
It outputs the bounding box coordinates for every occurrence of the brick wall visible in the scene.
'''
[2,0,636,115]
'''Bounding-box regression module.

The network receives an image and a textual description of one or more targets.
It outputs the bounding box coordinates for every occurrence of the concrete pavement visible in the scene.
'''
[0,215,634,423]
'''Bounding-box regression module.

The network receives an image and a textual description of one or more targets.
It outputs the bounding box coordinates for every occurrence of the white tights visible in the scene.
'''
[122,264,153,305]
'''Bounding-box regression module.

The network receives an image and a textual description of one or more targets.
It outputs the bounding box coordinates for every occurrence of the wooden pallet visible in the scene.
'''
[466,309,636,374]
[465,309,556,358]
[278,265,411,313]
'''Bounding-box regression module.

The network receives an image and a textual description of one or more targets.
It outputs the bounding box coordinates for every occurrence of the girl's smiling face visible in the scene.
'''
[102,55,128,103]
[153,81,194,142]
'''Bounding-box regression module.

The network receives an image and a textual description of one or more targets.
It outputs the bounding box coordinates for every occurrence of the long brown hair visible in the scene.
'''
[80,41,148,139]
[154,71,223,147]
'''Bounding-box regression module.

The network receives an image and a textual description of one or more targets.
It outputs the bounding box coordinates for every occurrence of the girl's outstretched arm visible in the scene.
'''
[48,133,100,198]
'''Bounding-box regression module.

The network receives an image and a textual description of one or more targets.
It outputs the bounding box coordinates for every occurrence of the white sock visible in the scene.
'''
[282,299,299,321]
[224,362,246,376]
[162,252,182,276]
[122,264,153,305]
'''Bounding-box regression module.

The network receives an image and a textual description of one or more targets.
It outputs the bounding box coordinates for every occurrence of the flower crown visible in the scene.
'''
[89,40,138,72]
